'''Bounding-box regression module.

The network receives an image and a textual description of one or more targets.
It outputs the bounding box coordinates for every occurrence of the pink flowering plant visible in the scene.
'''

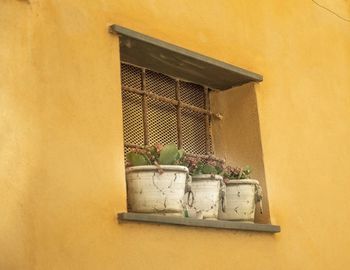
[126,143,252,180]
[223,165,252,181]
[183,156,225,176]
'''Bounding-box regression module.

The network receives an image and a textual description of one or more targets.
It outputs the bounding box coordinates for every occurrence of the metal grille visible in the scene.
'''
[181,108,207,154]
[122,91,144,145]
[146,70,176,99]
[148,98,178,146]
[121,64,142,90]
[121,62,214,157]
[179,81,205,109]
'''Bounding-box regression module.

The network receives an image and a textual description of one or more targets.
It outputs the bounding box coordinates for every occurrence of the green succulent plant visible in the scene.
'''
[126,152,150,166]
[126,143,185,166]
[184,156,224,176]
[201,164,218,174]
[126,144,252,180]
[223,165,252,180]
[159,143,183,165]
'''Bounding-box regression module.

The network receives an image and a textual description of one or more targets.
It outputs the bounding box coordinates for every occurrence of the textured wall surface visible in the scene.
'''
[211,83,270,223]
[1,0,350,269]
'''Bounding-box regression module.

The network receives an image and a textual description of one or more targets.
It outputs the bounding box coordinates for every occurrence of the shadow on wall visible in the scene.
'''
[210,82,270,224]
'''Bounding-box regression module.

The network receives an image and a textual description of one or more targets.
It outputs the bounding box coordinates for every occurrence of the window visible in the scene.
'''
[112,25,280,232]
[121,62,218,159]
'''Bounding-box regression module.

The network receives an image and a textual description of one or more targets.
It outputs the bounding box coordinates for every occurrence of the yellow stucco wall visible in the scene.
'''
[1,0,350,269]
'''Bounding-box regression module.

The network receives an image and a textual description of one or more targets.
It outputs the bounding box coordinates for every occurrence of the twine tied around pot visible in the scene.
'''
[185,174,194,207]
[220,184,227,212]
[255,184,263,214]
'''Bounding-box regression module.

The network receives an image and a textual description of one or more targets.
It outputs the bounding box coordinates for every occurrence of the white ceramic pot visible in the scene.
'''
[126,165,190,215]
[218,179,262,222]
[190,174,222,219]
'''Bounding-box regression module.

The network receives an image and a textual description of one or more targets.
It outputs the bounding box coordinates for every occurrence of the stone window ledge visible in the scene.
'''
[118,212,280,233]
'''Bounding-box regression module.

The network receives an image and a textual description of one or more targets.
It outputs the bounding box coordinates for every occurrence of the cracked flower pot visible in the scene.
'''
[183,157,224,219]
[218,166,263,222]
[190,174,222,219]
[126,165,190,215]
[125,144,191,215]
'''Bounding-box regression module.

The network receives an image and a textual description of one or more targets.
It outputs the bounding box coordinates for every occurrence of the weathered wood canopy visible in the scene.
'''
[109,25,263,90]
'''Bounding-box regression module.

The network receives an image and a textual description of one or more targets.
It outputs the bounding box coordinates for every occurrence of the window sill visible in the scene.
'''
[117,212,280,233]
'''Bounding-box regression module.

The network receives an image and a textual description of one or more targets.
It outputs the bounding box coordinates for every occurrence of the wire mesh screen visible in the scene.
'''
[179,81,205,109]
[146,70,176,99]
[181,108,207,154]
[147,98,178,146]
[121,64,142,90]
[122,91,144,145]
[121,62,213,157]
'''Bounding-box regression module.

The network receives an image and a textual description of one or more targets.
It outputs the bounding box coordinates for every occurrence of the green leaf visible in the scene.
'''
[242,165,252,178]
[192,167,201,175]
[243,165,252,174]
[159,143,179,165]
[215,165,223,175]
[126,152,150,166]
[177,149,184,160]
[201,164,217,174]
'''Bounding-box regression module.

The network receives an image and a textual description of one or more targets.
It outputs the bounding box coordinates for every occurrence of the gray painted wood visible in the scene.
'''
[118,212,280,233]
[110,25,263,90]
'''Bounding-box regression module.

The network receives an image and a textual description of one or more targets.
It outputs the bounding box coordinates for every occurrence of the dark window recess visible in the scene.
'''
[121,62,215,159]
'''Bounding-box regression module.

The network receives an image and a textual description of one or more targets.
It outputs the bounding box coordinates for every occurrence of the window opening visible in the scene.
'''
[121,62,220,160]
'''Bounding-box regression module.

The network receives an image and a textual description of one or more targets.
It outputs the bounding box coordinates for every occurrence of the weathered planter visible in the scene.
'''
[126,165,190,215]
[218,179,262,222]
[190,174,222,219]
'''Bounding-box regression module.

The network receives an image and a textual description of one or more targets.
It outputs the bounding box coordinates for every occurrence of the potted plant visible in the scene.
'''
[125,143,192,216]
[183,156,224,219]
[218,165,263,222]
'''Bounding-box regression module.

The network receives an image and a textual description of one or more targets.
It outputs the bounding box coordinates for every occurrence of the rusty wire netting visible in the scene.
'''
[121,62,216,160]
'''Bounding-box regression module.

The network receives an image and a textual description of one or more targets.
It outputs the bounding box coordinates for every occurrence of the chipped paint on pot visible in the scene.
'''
[126,165,189,215]
[190,174,222,219]
[218,179,262,222]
